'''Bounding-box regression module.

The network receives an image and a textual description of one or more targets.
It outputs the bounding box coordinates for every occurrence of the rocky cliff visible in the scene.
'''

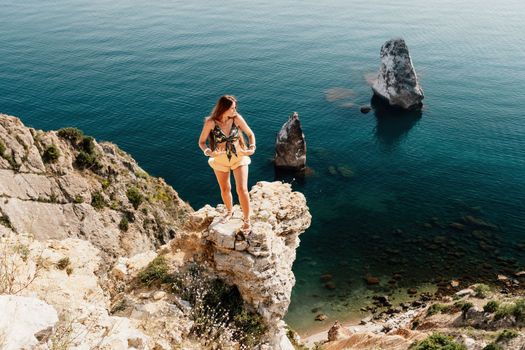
[0,114,312,349]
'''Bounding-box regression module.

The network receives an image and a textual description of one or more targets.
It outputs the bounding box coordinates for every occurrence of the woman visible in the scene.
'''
[198,95,256,234]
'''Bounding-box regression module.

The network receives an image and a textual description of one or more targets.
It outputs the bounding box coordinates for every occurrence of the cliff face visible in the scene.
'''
[0,114,312,349]
[0,114,193,259]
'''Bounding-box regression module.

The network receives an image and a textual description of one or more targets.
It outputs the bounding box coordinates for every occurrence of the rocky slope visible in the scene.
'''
[300,284,525,350]
[0,114,312,349]
[0,113,193,259]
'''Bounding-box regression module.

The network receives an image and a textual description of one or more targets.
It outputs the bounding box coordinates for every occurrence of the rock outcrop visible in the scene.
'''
[186,181,311,348]
[0,114,312,349]
[372,38,424,110]
[274,112,307,171]
[0,114,193,259]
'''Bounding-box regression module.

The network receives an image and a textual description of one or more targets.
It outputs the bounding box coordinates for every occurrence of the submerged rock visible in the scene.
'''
[274,112,306,171]
[372,38,424,110]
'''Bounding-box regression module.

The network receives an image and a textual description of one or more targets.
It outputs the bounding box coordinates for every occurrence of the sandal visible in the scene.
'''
[241,218,252,235]
[219,210,233,224]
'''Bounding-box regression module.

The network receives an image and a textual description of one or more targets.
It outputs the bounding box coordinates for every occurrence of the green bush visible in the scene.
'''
[496,329,519,343]
[494,301,522,321]
[483,343,503,350]
[138,255,169,286]
[42,144,60,163]
[0,140,5,156]
[80,136,95,154]
[172,263,268,348]
[409,333,467,350]
[91,192,106,210]
[126,187,144,210]
[73,195,84,204]
[427,304,445,316]
[0,216,13,229]
[119,217,129,231]
[57,127,84,144]
[484,300,499,313]
[75,150,101,170]
[474,284,491,298]
[514,299,525,323]
[455,301,474,318]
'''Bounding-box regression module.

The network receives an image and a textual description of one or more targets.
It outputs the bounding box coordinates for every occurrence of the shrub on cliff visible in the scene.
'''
[119,217,129,231]
[91,192,106,210]
[484,300,500,313]
[0,140,5,155]
[75,150,101,170]
[496,329,519,342]
[57,127,84,144]
[42,144,60,163]
[58,128,101,171]
[138,255,169,286]
[126,187,144,210]
[474,283,491,298]
[172,263,268,348]
[494,299,525,323]
[409,333,467,350]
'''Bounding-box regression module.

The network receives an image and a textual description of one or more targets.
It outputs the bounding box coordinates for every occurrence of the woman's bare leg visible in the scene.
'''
[213,169,233,220]
[233,165,250,228]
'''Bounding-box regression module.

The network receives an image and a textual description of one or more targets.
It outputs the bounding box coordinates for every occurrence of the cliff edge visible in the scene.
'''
[0,114,312,349]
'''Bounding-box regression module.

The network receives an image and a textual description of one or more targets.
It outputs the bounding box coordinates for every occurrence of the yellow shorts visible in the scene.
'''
[208,153,251,172]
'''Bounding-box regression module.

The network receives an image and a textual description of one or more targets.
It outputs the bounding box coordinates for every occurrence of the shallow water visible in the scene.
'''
[1,0,524,334]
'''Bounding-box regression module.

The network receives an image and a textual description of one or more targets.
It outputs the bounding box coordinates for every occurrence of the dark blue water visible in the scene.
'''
[1,0,524,334]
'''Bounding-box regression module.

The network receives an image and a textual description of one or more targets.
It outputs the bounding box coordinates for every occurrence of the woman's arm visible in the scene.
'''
[235,114,256,149]
[198,118,213,155]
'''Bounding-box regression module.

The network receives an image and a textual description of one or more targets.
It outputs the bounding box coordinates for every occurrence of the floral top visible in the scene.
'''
[211,119,240,161]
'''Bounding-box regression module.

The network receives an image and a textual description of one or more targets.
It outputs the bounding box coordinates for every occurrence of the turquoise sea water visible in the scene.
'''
[1,0,524,335]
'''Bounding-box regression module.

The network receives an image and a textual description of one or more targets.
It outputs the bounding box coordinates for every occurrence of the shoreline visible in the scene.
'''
[291,278,525,347]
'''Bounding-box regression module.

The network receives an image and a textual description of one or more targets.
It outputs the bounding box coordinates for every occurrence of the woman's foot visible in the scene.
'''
[220,210,233,224]
[241,218,251,235]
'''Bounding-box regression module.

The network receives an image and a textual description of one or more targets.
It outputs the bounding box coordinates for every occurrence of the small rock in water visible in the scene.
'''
[320,274,333,282]
[337,165,354,178]
[462,215,498,230]
[366,276,380,285]
[327,166,338,176]
[315,313,328,321]
[325,282,336,290]
[360,105,372,114]
[497,274,508,281]
[450,280,460,287]
[449,222,466,231]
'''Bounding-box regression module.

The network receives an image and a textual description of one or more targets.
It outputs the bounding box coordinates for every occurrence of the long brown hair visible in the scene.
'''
[206,95,247,151]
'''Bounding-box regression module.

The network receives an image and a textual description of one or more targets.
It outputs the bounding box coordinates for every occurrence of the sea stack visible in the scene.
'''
[372,38,424,110]
[274,112,306,171]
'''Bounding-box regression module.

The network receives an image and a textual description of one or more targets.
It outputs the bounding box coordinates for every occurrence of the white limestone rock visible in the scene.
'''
[372,38,424,110]
[0,295,58,350]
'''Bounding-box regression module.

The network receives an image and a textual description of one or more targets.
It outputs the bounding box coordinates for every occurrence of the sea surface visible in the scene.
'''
[1,0,524,335]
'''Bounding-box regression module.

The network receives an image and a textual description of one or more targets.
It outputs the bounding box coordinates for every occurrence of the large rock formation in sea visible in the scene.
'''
[372,38,424,110]
[274,112,307,171]
[0,114,312,349]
